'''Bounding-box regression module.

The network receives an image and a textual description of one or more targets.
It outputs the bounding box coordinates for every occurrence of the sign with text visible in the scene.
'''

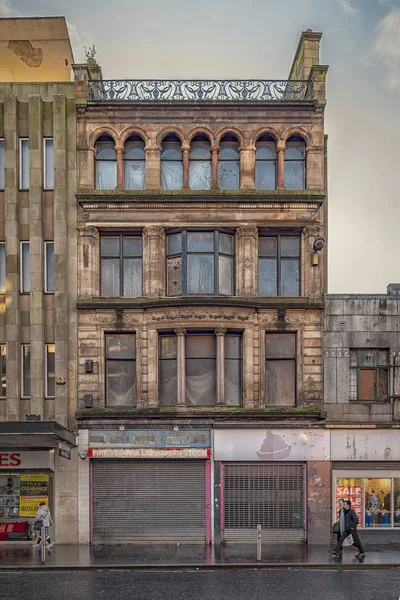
[19,474,49,517]
[0,451,54,471]
[88,447,210,459]
[336,485,363,523]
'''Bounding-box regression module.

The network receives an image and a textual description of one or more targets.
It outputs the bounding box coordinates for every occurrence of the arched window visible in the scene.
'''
[255,135,277,190]
[284,136,306,190]
[95,135,117,190]
[161,135,183,190]
[124,136,146,190]
[218,135,239,190]
[189,135,212,190]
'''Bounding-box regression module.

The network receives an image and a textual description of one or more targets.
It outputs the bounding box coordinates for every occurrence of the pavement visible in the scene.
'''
[1,542,400,570]
[2,569,400,600]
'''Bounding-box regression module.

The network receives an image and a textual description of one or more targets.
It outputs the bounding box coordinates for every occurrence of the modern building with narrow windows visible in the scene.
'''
[0,18,77,544]
[74,30,330,545]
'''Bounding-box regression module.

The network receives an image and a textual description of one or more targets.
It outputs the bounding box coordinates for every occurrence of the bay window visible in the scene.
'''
[259,233,300,297]
[100,234,142,297]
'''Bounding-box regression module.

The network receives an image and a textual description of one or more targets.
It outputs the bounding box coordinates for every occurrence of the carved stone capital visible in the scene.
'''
[215,327,227,336]
[237,225,258,239]
[174,328,186,336]
[276,140,286,153]
[78,225,99,239]
[143,225,165,238]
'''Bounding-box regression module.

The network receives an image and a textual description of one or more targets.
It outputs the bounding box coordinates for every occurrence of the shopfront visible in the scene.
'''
[331,429,400,536]
[0,450,54,541]
[87,428,212,544]
[214,428,330,543]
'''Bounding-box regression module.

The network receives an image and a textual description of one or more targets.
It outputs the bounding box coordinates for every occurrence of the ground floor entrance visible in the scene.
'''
[91,460,208,543]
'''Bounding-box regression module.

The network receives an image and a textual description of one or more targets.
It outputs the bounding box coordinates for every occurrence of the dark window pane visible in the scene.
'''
[22,345,30,397]
[225,334,241,359]
[259,237,277,257]
[124,139,145,159]
[256,141,277,160]
[167,233,182,256]
[160,336,177,359]
[186,358,216,406]
[187,232,214,253]
[266,360,295,406]
[95,141,116,159]
[46,345,55,397]
[190,140,211,160]
[285,142,305,159]
[259,258,277,296]
[378,369,388,397]
[358,350,377,367]
[219,233,234,255]
[219,141,239,160]
[106,334,136,359]
[0,243,5,294]
[218,160,239,190]
[45,242,54,293]
[219,255,233,295]
[101,259,120,296]
[281,260,300,296]
[159,360,177,406]
[123,258,142,296]
[101,237,120,257]
[106,361,136,406]
[186,334,216,358]
[21,242,30,292]
[255,161,276,190]
[284,161,305,190]
[281,237,300,257]
[167,255,182,295]
[225,358,241,406]
[359,369,376,400]
[123,237,142,257]
[266,334,296,359]
[187,254,214,294]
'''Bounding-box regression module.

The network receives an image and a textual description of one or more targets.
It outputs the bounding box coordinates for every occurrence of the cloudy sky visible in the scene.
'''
[1,0,399,293]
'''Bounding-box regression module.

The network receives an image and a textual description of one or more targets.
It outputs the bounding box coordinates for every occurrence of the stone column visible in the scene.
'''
[239,143,255,190]
[78,226,99,297]
[29,95,45,417]
[145,144,161,190]
[116,146,124,188]
[277,141,285,189]
[243,327,255,407]
[237,225,258,297]
[182,143,190,189]
[175,328,186,406]
[4,95,20,421]
[53,95,68,427]
[147,328,158,407]
[211,146,219,189]
[216,328,227,406]
[143,225,165,298]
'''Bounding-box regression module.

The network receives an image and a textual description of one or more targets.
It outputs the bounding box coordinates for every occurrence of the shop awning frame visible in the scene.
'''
[0,421,77,449]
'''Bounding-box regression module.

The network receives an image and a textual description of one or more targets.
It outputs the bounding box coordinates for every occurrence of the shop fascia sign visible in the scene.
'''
[88,448,210,459]
[0,451,54,471]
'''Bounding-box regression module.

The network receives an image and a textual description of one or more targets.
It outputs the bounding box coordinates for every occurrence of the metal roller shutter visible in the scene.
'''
[223,463,305,543]
[91,460,206,544]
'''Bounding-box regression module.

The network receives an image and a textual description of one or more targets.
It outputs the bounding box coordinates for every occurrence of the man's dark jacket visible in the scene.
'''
[344,508,359,530]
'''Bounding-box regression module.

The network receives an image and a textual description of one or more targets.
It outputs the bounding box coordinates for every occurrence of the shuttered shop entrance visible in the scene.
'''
[91,460,206,543]
[223,463,305,543]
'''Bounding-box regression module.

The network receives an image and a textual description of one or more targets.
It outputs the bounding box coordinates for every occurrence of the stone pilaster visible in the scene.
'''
[145,144,160,190]
[116,146,124,188]
[182,143,190,189]
[29,95,45,416]
[143,225,165,298]
[239,143,255,190]
[211,146,219,189]
[215,328,227,405]
[276,140,285,189]
[53,95,68,427]
[78,226,99,297]
[175,328,186,406]
[306,145,324,190]
[147,328,158,407]
[5,95,20,421]
[237,225,257,297]
[243,326,255,407]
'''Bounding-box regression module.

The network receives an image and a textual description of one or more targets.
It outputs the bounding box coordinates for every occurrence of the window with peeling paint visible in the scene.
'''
[349,349,389,401]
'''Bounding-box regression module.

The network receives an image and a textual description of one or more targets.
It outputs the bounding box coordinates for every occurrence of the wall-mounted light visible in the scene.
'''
[312,236,326,266]
[78,451,88,460]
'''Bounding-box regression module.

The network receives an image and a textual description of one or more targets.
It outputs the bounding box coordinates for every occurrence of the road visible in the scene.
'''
[1,569,400,600]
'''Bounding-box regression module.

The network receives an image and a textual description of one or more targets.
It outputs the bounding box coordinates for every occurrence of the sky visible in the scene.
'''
[1,0,399,294]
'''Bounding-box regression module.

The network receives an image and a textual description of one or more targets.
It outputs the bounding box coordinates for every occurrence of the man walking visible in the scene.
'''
[337,498,345,545]
[331,499,365,558]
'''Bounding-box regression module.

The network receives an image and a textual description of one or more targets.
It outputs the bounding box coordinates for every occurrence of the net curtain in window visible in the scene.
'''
[95,135,117,190]
[124,136,146,190]
[161,135,183,190]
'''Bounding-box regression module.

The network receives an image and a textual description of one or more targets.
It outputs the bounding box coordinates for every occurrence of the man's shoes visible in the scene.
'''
[330,550,340,556]
[356,552,365,558]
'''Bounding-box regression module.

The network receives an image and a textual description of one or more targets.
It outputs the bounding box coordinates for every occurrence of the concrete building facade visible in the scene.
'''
[74,30,331,545]
[0,18,77,544]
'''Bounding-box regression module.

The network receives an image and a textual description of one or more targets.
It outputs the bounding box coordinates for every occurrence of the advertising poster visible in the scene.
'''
[336,484,363,523]
[19,474,49,517]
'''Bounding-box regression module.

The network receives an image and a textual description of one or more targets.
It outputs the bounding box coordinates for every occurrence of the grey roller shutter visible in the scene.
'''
[223,463,305,543]
[92,460,206,543]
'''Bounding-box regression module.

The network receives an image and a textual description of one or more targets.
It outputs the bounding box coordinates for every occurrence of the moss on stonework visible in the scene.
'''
[76,406,326,419]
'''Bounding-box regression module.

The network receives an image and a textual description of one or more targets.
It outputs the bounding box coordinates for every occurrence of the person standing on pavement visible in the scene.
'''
[337,498,345,545]
[32,502,53,548]
[332,499,365,558]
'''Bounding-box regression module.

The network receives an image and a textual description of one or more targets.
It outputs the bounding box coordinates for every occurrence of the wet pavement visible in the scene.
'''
[1,542,400,569]
[1,569,400,600]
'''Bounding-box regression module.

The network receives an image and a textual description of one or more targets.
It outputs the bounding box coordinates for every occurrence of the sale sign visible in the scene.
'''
[336,484,363,524]
[19,474,48,517]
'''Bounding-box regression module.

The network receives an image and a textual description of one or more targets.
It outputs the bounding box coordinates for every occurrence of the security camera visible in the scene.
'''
[313,236,326,251]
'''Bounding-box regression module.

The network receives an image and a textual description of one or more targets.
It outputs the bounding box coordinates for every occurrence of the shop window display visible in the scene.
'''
[336,476,397,528]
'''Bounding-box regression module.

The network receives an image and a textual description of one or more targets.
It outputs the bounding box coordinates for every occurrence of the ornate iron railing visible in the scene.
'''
[88,79,313,102]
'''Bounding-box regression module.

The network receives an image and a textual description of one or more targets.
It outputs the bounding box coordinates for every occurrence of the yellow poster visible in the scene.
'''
[19,474,49,517]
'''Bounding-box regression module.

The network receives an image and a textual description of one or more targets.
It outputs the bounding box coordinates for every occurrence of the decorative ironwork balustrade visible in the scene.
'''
[88,79,313,101]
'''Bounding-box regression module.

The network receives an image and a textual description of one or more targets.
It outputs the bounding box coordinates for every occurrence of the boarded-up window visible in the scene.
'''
[349,349,389,401]
[265,333,296,406]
